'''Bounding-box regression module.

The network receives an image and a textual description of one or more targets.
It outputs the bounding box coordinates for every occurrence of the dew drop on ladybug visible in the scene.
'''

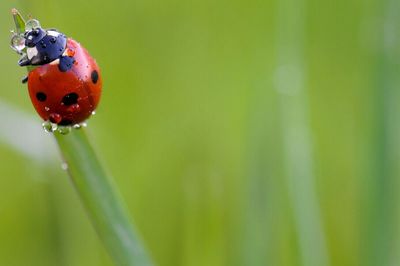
[11,18,102,128]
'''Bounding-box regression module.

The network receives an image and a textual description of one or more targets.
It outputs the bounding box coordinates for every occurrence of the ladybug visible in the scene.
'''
[15,23,101,126]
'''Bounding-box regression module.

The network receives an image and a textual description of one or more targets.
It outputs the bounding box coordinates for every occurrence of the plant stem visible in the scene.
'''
[54,129,153,266]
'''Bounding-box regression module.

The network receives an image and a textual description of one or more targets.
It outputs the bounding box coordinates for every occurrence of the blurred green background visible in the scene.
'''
[0,0,399,265]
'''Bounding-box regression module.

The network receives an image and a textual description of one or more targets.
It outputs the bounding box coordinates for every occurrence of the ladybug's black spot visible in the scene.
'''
[36,92,47,102]
[91,70,99,84]
[59,56,75,72]
[59,119,72,126]
[62,93,79,106]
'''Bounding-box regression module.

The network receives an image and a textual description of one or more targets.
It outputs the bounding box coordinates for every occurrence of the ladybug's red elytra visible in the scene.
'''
[13,21,101,127]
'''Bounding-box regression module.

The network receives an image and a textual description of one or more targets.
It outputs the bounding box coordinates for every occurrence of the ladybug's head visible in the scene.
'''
[24,28,46,47]
[23,27,67,66]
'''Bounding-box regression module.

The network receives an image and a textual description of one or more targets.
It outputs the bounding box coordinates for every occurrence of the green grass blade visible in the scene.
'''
[11,8,25,33]
[54,129,153,266]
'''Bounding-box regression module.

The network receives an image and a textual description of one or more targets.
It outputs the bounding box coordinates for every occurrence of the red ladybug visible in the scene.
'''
[16,26,101,126]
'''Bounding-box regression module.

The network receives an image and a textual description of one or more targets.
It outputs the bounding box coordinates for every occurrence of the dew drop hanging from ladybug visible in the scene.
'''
[10,9,102,131]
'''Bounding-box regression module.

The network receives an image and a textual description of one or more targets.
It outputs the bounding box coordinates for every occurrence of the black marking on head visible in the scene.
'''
[36,92,47,102]
[91,70,99,84]
[62,93,79,106]
[59,119,72,126]
[59,56,75,72]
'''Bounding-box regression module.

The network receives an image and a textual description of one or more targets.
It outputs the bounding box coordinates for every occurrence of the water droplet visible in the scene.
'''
[57,126,71,135]
[73,123,82,129]
[67,104,80,113]
[25,19,41,31]
[42,121,52,132]
[61,162,68,170]
[81,122,88,128]
[91,110,96,115]
[49,113,62,124]
[50,37,56,44]
[42,121,57,133]
[44,106,50,111]
[11,34,25,53]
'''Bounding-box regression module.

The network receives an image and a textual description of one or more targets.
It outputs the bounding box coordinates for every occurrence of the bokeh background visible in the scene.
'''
[0,0,399,265]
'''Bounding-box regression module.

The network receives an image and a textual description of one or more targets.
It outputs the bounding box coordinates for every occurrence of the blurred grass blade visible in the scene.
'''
[55,130,153,266]
[274,0,330,265]
[0,99,56,162]
[364,0,400,264]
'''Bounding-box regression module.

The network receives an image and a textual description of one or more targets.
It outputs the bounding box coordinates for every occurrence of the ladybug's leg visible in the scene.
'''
[18,54,31,67]
[30,56,42,65]
[21,76,28,84]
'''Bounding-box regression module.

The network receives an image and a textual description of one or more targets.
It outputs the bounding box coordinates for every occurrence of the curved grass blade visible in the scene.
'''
[54,130,153,266]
